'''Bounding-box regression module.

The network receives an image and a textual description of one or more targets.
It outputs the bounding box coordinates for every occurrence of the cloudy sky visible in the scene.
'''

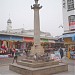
[0,0,63,37]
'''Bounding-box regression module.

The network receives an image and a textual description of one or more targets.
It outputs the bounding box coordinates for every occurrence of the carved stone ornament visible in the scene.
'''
[35,0,39,4]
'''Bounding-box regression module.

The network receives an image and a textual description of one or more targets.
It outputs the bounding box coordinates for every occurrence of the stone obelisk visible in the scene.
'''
[31,0,44,55]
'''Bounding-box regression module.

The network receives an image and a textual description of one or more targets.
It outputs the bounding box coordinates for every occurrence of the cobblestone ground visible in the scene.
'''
[0,55,75,75]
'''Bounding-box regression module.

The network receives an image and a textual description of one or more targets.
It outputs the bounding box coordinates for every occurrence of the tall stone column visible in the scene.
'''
[31,0,44,55]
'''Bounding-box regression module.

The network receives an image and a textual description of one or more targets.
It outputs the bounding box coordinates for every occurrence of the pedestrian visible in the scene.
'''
[11,48,14,57]
[25,49,28,57]
[12,51,14,57]
[67,48,70,59]
[33,53,38,61]
[12,50,18,64]
[59,47,64,59]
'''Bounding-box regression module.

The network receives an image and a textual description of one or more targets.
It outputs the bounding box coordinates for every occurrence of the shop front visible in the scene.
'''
[10,36,23,49]
[0,35,23,55]
[0,35,10,54]
[40,39,49,47]
[63,33,75,59]
[23,37,33,50]
[40,39,54,53]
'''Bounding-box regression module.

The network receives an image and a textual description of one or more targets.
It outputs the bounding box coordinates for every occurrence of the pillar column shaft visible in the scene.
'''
[31,0,44,55]
[34,9,40,46]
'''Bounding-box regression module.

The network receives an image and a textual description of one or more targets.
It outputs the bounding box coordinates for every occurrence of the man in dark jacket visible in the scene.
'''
[59,47,64,59]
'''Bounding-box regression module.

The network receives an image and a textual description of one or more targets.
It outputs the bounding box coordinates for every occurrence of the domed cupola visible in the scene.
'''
[7,18,12,32]
[7,18,12,23]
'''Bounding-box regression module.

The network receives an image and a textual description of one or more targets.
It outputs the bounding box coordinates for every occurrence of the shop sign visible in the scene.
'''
[69,15,75,30]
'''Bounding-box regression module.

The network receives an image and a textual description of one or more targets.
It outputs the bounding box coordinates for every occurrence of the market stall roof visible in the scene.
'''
[60,33,75,38]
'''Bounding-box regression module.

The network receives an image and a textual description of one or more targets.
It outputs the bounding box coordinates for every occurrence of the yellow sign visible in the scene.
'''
[64,38,72,44]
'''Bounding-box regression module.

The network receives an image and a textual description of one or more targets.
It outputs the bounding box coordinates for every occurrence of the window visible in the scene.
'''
[67,0,74,11]
[63,0,66,8]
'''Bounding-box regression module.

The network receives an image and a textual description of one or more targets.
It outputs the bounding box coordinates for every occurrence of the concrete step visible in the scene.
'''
[21,59,35,63]
[9,63,68,75]
[17,60,59,68]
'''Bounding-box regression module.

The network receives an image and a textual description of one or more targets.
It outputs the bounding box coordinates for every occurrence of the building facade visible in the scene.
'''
[62,0,75,59]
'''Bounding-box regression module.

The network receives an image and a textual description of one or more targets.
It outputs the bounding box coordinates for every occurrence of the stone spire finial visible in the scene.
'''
[35,0,38,4]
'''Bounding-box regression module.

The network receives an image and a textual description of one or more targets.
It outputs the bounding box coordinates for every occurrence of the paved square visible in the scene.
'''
[0,56,75,75]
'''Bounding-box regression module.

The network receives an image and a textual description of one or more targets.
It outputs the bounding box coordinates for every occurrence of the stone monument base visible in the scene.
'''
[9,59,68,75]
[30,45,44,55]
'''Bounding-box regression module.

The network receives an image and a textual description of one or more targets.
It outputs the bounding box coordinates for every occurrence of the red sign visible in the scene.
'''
[23,37,34,42]
[69,22,75,30]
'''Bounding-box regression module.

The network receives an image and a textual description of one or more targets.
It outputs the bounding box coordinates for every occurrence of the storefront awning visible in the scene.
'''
[23,38,34,42]
[0,35,23,41]
[61,33,75,41]
[48,40,55,43]
[40,39,48,42]
[61,34,75,38]
[10,36,23,41]
[0,35,10,40]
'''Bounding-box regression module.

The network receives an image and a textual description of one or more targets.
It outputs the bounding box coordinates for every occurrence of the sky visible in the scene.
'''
[0,0,63,37]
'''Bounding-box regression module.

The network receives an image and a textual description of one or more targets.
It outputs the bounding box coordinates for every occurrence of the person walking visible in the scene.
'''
[59,47,64,59]
[12,50,18,63]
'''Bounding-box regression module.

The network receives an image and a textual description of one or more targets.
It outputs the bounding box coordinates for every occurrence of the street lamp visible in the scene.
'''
[58,25,63,28]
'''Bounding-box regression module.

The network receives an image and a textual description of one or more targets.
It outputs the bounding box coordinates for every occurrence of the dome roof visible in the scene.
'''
[7,18,12,23]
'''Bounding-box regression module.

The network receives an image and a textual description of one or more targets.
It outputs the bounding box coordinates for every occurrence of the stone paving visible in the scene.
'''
[54,57,75,75]
[0,66,21,75]
[0,56,75,75]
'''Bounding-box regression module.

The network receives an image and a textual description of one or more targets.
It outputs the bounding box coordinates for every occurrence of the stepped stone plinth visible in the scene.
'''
[9,58,68,75]
[17,59,59,68]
